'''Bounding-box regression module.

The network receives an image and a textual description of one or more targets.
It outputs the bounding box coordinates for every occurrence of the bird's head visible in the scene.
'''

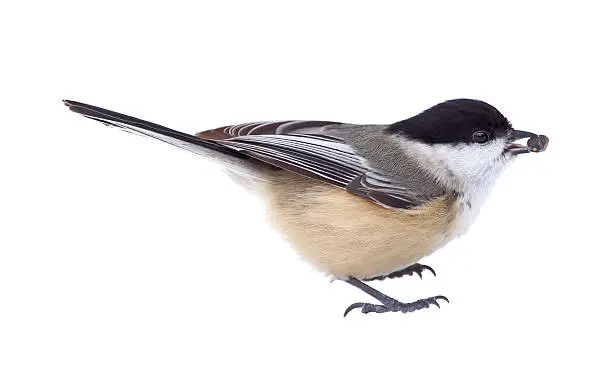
[387,99,548,191]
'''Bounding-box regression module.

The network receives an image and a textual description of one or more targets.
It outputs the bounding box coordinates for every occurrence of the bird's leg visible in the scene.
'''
[363,263,436,281]
[341,277,448,316]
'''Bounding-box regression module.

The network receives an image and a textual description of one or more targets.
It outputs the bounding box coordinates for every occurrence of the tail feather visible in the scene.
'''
[63,100,279,181]
[63,100,246,158]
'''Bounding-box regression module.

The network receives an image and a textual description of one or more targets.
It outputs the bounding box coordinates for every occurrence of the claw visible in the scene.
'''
[411,295,449,311]
[406,264,436,279]
[422,265,436,277]
[344,302,366,317]
[428,298,441,309]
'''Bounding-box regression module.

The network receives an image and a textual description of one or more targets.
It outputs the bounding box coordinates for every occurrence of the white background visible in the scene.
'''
[1,1,611,370]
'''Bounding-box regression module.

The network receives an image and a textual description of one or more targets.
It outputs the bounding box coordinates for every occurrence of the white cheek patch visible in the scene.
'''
[398,137,509,191]
[430,139,508,185]
[396,137,512,238]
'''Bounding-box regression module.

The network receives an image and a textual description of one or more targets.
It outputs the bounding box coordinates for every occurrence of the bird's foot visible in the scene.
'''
[364,263,436,281]
[396,263,436,279]
[343,295,449,316]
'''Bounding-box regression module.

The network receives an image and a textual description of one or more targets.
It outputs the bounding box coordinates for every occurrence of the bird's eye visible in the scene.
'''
[472,131,490,143]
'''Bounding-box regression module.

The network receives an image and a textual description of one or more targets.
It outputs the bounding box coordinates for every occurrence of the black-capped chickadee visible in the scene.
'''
[63,99,548,316]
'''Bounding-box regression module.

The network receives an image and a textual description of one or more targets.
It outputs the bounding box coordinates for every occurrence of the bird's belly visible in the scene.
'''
[262,172,456,278]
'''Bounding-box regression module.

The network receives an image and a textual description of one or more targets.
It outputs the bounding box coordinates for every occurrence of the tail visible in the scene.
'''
[63,100,272,179]
[63,100,246,158]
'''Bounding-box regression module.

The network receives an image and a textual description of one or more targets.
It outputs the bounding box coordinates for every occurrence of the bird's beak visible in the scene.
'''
[505,129,549,155]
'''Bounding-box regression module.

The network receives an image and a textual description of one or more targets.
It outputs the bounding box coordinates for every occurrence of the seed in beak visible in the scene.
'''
[527,135,549,152]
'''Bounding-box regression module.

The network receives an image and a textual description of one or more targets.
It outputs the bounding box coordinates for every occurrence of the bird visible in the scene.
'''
[63,98,548,316]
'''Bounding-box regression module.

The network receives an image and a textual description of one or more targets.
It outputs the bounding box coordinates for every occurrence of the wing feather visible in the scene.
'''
[218,134,434,209]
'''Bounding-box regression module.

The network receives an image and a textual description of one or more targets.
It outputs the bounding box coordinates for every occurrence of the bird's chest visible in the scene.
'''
[449,188,491,239]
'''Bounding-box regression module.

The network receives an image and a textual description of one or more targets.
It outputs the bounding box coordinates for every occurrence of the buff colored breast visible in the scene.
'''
[261,171,458,279]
